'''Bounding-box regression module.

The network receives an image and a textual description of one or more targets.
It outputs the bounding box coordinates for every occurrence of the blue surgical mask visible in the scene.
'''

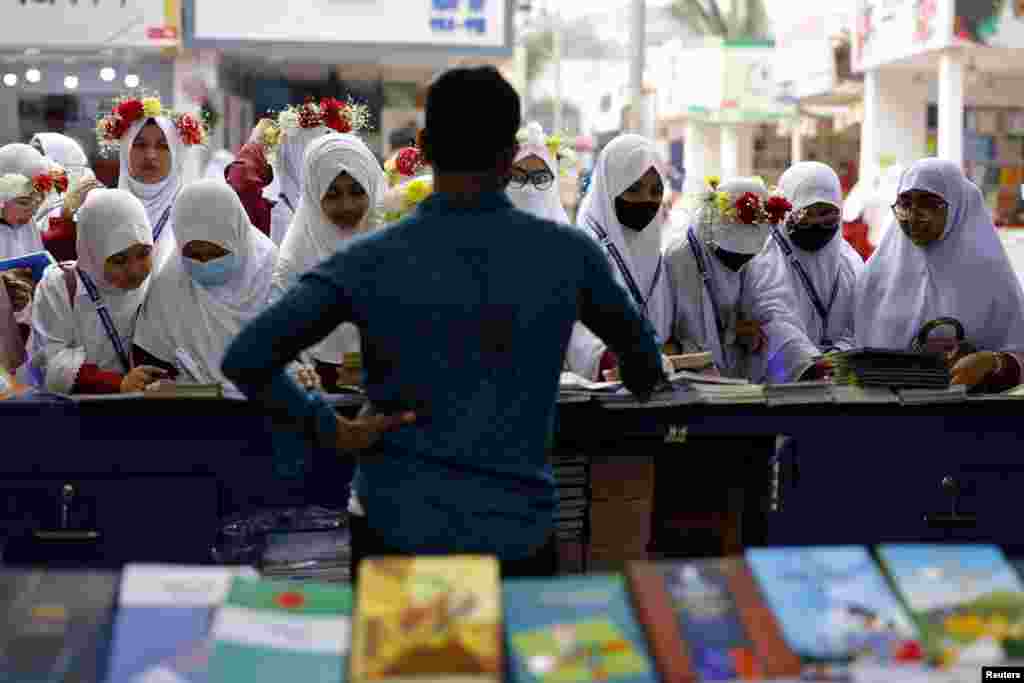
[183,252,239,287]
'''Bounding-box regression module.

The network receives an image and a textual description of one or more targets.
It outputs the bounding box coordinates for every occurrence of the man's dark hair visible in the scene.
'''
[423,66,520,173]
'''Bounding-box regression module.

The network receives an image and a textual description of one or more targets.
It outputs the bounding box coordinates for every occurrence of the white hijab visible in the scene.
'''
[567,134,672,379]
[506,121,570,224]
[274,132,385,365]
[0,143,48,260]
[30,189,153,393]
[135,179,277,384]
[31,132,94,225]
[855,158,1024,354]
[270,125,330,246]
[665,178,770,378]
[766,162,862,351]
[118,117,184,272]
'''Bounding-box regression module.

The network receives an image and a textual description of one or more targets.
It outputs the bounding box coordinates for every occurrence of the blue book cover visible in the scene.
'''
[0,250,56,283]
[105,565,256,683]
[0,570,119,683]
[503,574,657,683]
[746,546,920,665]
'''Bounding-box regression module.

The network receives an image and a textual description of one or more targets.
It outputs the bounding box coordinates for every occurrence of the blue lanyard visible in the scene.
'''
[584,217,663,321]
[75,268,132,374]
[152,206,171,243]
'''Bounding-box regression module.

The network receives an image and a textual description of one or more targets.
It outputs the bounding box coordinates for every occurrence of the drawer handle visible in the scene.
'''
[924,476,977,528]
[33,530,101,542]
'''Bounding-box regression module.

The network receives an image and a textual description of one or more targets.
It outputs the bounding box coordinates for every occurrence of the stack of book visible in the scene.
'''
[550,453,589,547]
[260,528,352,584]
[764,381,835,406]
[898,385,968,405]
[830,385,901,404]
[825,349,951,389]
[691,383,767,405]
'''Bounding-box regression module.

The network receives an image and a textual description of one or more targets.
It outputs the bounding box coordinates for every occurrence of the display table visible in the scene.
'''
[2,394,1021,569]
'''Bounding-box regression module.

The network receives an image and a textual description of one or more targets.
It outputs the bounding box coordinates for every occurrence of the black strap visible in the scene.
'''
[279,193,296,214]
[152,206,172,244]
[584,217,662,319]
[771,226,841,347]
[686,231,726,339]
[75,267,132,374]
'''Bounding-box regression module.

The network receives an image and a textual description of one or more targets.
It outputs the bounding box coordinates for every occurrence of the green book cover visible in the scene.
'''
[207,577,353,683]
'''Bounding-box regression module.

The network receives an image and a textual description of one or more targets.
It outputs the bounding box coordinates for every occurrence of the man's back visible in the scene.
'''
[326,192,662,557]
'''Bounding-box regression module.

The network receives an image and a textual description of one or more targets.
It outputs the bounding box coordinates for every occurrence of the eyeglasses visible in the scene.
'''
[508,168,555,191]
[892,196,948,221]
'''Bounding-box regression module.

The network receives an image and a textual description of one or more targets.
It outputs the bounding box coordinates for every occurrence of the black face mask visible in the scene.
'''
[714,246,754,272]
[789,223,840,252]
[614,197,661,232]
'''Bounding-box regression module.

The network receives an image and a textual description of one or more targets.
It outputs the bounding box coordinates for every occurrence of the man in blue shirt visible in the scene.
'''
[222,66,665,579]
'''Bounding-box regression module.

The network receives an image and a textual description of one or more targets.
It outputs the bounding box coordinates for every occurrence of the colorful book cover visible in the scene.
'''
[104,564,257,683]
[745,547,921,665]
[349,556,502,683]
[0,250,55,283]
[877,544,1024,666]
[503,574,657,683]
[0,569,119,683]
[206,577,353,683]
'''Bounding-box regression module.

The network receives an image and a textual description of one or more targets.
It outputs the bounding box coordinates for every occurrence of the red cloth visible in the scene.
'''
[42,215,77,262]
[598,350,619,377]
[74,363,123,394]
[842,220,875,262]
[226,143,274,237]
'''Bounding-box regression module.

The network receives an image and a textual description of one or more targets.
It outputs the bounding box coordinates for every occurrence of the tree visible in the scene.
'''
[524,28,556,84]
[668,0,771,40]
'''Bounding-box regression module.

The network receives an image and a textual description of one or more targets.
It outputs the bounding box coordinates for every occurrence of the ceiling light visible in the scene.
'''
[23,48,40,57]
[25,68,41,84]
[64,75,79,90]
[2,73,16,87]
[100,67,116,82]
[124,73,140,88]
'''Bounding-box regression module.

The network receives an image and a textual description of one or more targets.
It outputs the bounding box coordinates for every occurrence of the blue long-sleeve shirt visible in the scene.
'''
[222,191,664,559]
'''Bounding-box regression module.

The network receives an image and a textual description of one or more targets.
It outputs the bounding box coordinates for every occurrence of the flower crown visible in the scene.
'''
[95,93,209,156]
[381,175,433,224]
[0,164,68,204]
[701,175,792,227]
[516,123,576,177]
[383,146,426,188]
[251,97,372,163]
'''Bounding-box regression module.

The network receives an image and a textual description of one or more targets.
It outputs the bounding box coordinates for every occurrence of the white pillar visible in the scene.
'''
[735,125,755,177]
[791,118,804,165]
[720,124,739,180]
[683,119,706,194]
[859,68,881,189]
[937,51,965,168]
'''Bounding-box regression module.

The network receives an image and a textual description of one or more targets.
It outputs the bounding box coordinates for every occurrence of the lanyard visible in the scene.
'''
[584,217,662,320]
[686,231,726,339]
[279,193,296,214]
[771,226,841,347]
[152,205,172,244]
[75,268,132,374]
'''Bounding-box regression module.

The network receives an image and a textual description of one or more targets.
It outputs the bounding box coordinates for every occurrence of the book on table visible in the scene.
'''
[0,250,56,283]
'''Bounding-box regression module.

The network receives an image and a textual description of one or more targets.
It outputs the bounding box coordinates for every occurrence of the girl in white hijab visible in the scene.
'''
[744,162,863,382]
[118,117,186,272]
[664,177,776,379]
[134,180,278,386]
[855,158,1024,391]
[270,124,332,247]
[0,143,50,261]
[30,189,166,394]
[506,121,571,224]
[566,134,674,380]
[274,132,386,389]
[31,133,96,262]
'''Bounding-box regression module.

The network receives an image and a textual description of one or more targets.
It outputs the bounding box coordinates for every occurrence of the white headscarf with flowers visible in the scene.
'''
[507,121,571,224]
[0,143,52,260]
[117,117,185,273]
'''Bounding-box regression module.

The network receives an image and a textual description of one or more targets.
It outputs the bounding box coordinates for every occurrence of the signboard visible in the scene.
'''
[2,0,178,48]
[187,0,511,53]
[953,0,1024,48]
[688,42,794,124]
[774,15,837,100]
[852,0,955,72]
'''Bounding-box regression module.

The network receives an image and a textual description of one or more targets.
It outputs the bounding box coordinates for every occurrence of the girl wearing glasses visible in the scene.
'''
[745,162,863,382]
[506,121,570,224]
[566,134,675,381]
[854,158,1024,391]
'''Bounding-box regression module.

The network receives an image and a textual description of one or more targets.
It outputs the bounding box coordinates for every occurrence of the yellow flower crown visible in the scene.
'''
[700,175,792,226]
[381,175,433,224]
[95,92,209,157]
